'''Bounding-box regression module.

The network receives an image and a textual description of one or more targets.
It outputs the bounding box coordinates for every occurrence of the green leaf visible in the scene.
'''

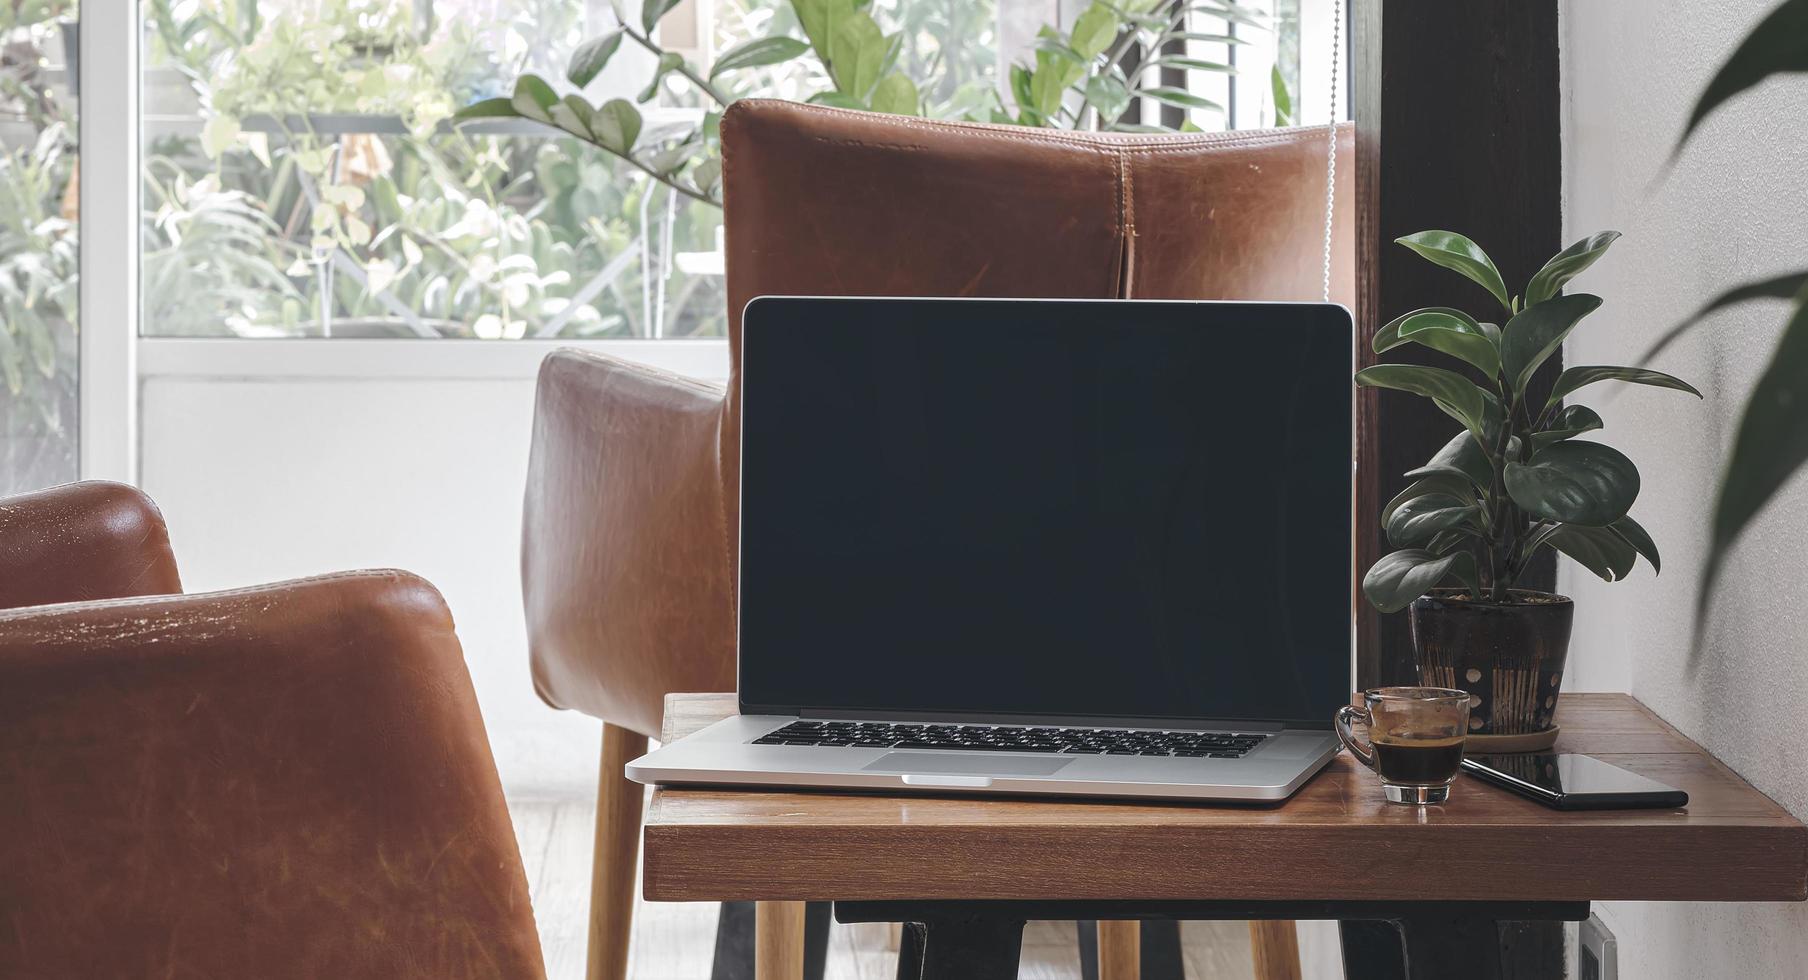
[454,97,518,122]
[1363,549,1477,613]
[1677,0,1808,151]
[1386,493,1481,548]
[1499,293,1604,394]
[642,0,685,32]
[550,94,595,139]
[1404,430,1493,489]
[1544,524,1639,583]
[828,12,890,99]
[567,30,625,88]
[1381,474,1475,527]
[1395,230,1512,314]
[1270,64,1293,127]
[1530,404,1604,452]
[1151,55,1238,73]
[1141,86,1223,113]
[1700,292,1808,621]
[1544,365,1701,411]
[1173,31,1250,45]
[1524,230,1620,307]
[1355,364,1499,443]
[868,73,919,115]
[586,98,643,154]
[1373,306,1501,378]
[1010,65,1038,122]
[710,36,811,79]
[510,75,560,123]
[640,52,685,103]
[1641,271,1808,365]
[1070,2,1120,60]
[690,157,723,195]
[1504,440,1640,527]
[1610,513,1661,575]
[1085,74,1132,124]
[794,0,853,57]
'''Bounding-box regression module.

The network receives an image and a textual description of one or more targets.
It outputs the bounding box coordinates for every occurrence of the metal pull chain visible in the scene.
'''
[1323,0,1344,303]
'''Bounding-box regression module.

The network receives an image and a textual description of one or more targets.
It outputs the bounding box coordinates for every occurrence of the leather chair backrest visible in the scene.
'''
[0,481,182,608]
[721,98,1354,542]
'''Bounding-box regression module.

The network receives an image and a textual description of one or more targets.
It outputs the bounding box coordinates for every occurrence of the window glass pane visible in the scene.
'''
[1,3,78,493]
[137,0,1317,342]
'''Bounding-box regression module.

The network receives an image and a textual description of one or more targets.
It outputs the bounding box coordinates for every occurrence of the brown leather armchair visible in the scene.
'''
[522,100,1353,980]
[0,482,545,980]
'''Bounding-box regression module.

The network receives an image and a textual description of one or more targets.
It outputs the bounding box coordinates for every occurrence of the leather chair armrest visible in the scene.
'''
[0,571,544,980]
[0,480,182,609]
[522,349,737,736]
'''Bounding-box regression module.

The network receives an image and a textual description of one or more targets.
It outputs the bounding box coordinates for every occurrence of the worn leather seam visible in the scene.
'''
[1121,145,1136,298]
[558,347,724,394]
[0,568,422,621]
[715,427,737,637]
[749,99,1332,152]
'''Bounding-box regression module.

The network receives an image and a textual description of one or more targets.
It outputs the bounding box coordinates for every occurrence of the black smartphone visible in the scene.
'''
[1461,753,1689,811]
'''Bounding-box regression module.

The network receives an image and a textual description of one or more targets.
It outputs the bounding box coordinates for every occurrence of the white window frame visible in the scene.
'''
[75,4,732,485]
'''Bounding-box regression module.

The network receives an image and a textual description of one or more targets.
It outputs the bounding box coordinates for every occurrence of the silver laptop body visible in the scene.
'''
[627,297,1353,803]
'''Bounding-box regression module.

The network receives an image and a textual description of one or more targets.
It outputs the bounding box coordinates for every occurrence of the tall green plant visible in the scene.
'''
[1651,0,1808,621]
[458,0,1263,207]
[1357,231,1701,612]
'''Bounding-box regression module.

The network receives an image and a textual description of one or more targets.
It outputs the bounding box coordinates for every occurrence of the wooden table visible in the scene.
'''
[642,693,1807,979]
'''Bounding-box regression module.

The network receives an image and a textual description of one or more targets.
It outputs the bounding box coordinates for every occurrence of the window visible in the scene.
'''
[0,3,77,496]
[132,0,1328,343]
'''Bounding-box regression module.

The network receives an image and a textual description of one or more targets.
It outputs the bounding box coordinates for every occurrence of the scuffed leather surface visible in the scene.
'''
[0,571,545,980]
[0,481,182,609]
[524,100,1353,728]
[523,350,736,736]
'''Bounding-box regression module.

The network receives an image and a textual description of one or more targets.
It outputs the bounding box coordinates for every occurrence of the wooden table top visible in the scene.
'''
[641,693,1807,904]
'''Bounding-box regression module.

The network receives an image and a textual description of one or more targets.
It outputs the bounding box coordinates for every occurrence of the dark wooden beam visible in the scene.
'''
[1352,0,1562,689]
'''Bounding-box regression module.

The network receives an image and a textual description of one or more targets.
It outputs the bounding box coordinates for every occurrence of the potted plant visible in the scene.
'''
[1356,230,1700,749]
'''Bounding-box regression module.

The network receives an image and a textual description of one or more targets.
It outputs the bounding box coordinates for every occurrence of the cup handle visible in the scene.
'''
[1335,704,1377,771]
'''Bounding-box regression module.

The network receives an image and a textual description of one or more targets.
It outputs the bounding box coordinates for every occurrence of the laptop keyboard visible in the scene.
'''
[752,721,1268,758]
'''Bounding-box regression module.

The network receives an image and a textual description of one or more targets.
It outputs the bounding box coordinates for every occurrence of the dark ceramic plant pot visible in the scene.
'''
[1410,589,1574,744]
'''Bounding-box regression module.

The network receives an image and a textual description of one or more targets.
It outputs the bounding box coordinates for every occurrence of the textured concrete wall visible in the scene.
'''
[1561,0,1808,973]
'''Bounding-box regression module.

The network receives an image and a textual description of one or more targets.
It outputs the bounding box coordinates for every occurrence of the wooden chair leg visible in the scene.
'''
[1097,919,1140,980]
[1249,920,1304,980]
[586,723,649,980]
[756,901,807,980]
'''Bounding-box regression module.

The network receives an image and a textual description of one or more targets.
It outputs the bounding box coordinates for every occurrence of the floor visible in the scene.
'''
[508,795,1261,980]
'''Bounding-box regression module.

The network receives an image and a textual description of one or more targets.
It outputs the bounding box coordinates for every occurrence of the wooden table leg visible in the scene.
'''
[586,723,647,980]
[1097,919,1139,980]
[1249,920,1303,980]
[756,901,806,980]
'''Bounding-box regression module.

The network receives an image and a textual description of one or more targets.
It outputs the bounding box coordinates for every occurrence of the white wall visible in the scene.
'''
[1562,0,1808,973]
[138,340,729,797]
[140,373,600,796]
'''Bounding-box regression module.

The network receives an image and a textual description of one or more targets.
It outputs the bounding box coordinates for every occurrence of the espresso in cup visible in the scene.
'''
[1335,688,1471,804]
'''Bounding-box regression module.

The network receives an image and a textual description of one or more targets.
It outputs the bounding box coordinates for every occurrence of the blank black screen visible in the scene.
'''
[738,298,1352,727]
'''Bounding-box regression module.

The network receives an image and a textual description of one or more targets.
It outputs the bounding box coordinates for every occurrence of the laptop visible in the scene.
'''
[626,296,1353,802]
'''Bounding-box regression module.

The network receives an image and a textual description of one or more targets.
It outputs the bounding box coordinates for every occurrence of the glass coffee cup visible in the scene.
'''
[1335,687,1472,804]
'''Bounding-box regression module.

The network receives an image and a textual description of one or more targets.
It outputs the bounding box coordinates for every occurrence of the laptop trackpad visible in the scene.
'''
[863,752,1075,777]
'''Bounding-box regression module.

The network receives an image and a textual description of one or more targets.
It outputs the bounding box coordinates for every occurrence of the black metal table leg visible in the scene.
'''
[1139,919,1184,980]
[840,899,1588,980]
[1077,920,1099,980]
[1338,919,1406,980]
[711,901,755,980]
[712,900,833,980]
[803,901,832,980]
[889,914,1025,980]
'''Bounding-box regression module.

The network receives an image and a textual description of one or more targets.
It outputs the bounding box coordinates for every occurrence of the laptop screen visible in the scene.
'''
[737,297,1352,728]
